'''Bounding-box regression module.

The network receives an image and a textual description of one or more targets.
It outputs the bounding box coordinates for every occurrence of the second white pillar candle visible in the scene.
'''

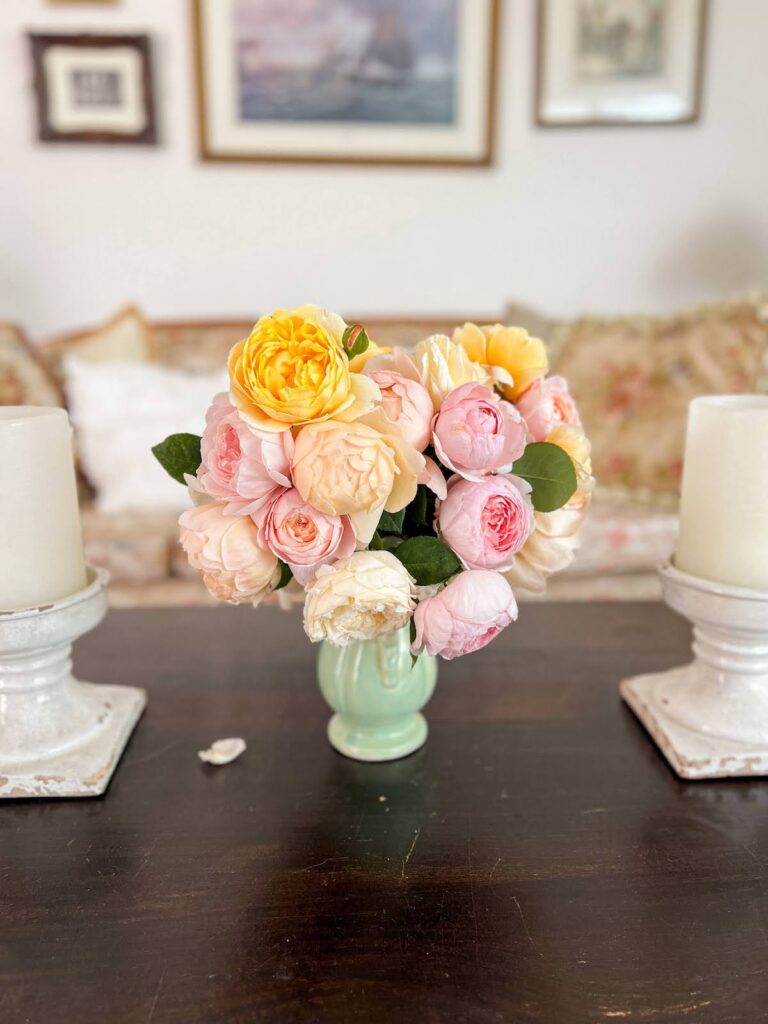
[676,396,768,591]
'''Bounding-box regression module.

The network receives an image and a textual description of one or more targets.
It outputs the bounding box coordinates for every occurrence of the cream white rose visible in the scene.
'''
[412,334,491,407]
[503,474,594,593]
[303,550,416,646]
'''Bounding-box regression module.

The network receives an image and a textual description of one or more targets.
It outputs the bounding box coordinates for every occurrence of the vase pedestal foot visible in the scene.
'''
[327,712,428,762]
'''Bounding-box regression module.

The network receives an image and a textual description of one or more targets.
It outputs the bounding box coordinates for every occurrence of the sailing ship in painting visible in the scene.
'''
[234,0,458,124]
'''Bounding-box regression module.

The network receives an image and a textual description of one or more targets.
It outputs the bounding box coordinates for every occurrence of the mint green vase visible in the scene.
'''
[317,625,438,762]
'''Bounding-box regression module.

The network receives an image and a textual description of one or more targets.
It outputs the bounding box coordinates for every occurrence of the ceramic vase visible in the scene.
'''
[317,624,437,762]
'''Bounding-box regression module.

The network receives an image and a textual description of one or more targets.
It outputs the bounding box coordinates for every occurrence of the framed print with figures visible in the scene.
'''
[194,0,499,165]
[29,33,156,144]
[536,0,707,127]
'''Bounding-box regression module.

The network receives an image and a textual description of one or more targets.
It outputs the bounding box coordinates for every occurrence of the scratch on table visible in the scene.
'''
[134,838,158,879]
[467,836,480,961]
[401,827,421,879]
[122,740,182,770]
[488,857,501,883]
[511,894,543,958]
[147,967,166,1023]
[302,857,348,872]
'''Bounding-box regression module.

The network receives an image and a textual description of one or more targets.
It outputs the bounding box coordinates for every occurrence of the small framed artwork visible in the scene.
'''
[535,0,707,127]
[29,33,157,144]
[193,0,499,166]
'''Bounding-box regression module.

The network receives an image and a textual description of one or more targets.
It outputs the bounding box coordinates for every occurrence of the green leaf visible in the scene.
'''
[409,618,418,668]
[377,509,405,534]
[342,324,370,360]
[393,536,461,587]
[380,535,402,552]
[370,531,384,551]
[151,433,202,485]
[274,561,293,591]
[512,441,577,513]
[411,485,428,528]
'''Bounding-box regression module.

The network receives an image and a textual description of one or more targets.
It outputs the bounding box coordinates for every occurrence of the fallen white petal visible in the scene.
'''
[197,737,246,766]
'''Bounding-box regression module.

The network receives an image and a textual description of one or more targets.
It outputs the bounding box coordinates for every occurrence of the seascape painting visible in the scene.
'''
[575,0,667,81]
[233,0,459,125]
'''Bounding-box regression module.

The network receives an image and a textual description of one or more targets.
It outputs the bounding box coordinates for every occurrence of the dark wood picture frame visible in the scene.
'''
[192,0,500,167]
[534,0,708,129]
[29,32,157,145]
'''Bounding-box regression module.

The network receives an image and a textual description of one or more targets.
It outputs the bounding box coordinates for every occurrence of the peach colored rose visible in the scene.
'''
[411,571,518,660]
[179,502,279,604]
[437,475,535,571]
[368,370,433,452]
[198,393,292,516]
[292,413,424,544]
[516,376,581,442]
[432,381,527,482]
[263,487,355,585]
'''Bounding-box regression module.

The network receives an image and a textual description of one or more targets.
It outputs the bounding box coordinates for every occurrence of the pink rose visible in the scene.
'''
[437,475,534,571]
[412,570,518,660]
[263,488,355,585]
[179,502,280,604]
[516,376,581,442]
[432,381,527,481]
[198,394,293,516]
[368,370,433,452]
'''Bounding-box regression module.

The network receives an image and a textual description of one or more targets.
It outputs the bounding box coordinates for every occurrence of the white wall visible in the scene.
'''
[1,0,767,339]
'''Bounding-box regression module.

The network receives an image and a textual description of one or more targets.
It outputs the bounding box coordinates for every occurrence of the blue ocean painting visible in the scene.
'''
[234,0,459,125]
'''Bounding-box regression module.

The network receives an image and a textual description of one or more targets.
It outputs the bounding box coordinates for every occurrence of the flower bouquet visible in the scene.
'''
[154,305,592,761]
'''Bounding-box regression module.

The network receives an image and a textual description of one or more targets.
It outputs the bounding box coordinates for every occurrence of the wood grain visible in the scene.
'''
[1,603,767,1023]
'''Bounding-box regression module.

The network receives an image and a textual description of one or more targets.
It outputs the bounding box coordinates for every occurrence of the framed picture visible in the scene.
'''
[29,33,157,144]
[193,0,499,166]
[535,0,707,127]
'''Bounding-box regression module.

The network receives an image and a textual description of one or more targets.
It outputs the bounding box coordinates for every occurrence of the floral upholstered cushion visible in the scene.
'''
[568,501,677,577]
[551,297,768,503]
[0,323,63,408]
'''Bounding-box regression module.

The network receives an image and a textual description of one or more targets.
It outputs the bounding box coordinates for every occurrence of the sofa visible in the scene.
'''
[3,295,767,607]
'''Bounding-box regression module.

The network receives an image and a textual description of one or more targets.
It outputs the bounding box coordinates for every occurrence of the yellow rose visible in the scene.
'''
[453,322,549,401]
[412,334,491,407]
[547,424,592,476]
[228,303,379,432]
[292,412,424,544]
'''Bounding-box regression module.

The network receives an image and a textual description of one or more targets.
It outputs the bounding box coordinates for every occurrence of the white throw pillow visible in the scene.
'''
[64,357,228,513]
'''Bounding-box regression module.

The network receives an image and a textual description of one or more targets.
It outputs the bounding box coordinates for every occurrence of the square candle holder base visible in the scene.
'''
[0,683,146,799]
[0,567,146,799]
[621,563,768,780]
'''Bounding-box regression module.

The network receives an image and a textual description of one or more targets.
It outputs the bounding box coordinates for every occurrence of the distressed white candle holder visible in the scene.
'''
[0,567,145,798]
[621,563,768,780]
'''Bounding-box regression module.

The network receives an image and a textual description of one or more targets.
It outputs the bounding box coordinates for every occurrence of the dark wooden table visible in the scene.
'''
[2,603,767,1024]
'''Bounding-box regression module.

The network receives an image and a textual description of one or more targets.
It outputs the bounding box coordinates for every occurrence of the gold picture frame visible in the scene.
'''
[193,0,500,166]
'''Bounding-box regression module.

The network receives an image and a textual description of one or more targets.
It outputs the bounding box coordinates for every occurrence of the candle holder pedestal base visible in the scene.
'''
[621,564,768,780]
[0,568,145,799]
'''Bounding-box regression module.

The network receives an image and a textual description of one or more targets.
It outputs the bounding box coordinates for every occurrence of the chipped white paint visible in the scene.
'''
[197,737,246,765]
[0,567,145,798]
[621,563,768,780]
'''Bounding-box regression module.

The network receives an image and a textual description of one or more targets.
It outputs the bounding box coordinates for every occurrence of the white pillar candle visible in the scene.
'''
[0,407,87,611]
[676,396,768,591]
